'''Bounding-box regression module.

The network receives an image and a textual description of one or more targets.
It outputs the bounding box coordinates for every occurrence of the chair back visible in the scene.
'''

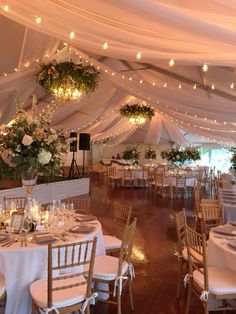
[47,238,97,308]
[118,218,137,275]
[124,169,134,179]
[176,176,186,188]
[67,197,90,213]
[185,226,208,291]
[4,196,27,211]
[113,202,132,227]
[175,209,187,251]
[201,204,223,235]
[107,167,115,178]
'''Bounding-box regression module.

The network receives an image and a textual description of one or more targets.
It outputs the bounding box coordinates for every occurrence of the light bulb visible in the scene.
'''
[202,63,208,72]
[136,51,142,60]
[35,16,42,24]
[103,41,108,50]
[169,58,175,67]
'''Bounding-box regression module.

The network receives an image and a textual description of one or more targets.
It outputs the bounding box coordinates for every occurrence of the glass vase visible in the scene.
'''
[21,169,38,200]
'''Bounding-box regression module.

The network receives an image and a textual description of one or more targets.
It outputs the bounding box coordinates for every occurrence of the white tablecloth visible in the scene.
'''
[117,169,148,187]
[0,222,105,314]
[208,228,236,272]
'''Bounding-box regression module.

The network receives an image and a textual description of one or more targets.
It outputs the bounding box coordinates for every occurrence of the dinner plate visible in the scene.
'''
[228,239,236,249]
[69,225,95,234]
[212,226,236,236]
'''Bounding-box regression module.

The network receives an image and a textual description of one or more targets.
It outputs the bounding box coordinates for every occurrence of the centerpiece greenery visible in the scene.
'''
[161,146,200,164]
[37,60,100,101]
[122,147,140,163]
[230,147,236,173]
[144,147,156,160]
[0,99,67,181]
[120,103,155,124]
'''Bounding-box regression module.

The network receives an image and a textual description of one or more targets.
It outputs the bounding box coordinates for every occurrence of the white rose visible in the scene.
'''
[176,154,180,160]
[38,149,52,165]
[22,134,33,146]
[46,134,58,144]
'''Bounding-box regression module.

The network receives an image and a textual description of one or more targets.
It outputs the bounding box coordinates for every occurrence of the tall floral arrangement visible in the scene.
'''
[122,147,140,163]
[0,99,67,180]
[230,147,236,173]
[161,146,200,164]
[144,147,156,160]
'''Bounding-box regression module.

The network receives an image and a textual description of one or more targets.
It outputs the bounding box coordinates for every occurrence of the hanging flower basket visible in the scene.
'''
[144,147,156,160]
[120,104,155,124]
[37,60,100,101]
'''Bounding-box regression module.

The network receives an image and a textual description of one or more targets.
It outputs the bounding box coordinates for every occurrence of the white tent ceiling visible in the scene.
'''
[0,1,236,147]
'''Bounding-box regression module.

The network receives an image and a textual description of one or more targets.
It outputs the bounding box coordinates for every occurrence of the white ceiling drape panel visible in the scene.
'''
[1,0,236,65]
[144,114,163,145]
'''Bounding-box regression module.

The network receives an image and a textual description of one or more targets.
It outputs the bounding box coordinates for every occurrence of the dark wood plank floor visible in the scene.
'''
[89,178,204,314]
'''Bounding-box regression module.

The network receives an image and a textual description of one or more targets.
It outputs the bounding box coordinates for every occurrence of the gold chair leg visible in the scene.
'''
[117,291,122,314]
[203,301,209,314]
[176,259,184,299]
[128,276,134,310]
[185,282,192,314]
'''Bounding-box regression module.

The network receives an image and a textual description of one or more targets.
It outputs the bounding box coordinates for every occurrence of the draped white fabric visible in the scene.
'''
[0,1,236,146]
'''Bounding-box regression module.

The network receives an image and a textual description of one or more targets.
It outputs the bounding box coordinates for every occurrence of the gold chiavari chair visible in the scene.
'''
[185,226,236,314]
[173,176,186,198]
[86,218,137,314]
[175,209,187,299]
[30,238,97,314]
[4,196,27,211]
[201,204,223,236]
[123,169,135,189]
[154,173,169,197]
[136,168,149,189]
[104,202,133,254]
[67,196,91,214]
[107,167,122,188]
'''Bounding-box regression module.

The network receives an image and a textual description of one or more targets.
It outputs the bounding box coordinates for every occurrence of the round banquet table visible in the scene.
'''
[116,169,149,187]
[208,227,236,272]
[0,221,105,314]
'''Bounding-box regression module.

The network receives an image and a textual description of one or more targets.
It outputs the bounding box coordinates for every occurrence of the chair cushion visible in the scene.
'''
[182,247,203,263]
[104,235,122,250]
[0,274,5,298]
[30,275,86,309]
[85,255,128,281]
[193,266,236,295]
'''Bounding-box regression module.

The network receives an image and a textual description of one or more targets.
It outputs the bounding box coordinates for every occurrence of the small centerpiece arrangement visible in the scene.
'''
[37,60,100,101]
[230,147,236,174]
[144,147,156,160]
[0,98,67,192]
[120,103,155,125]
[122,147,140,164]
[161,146,200,165]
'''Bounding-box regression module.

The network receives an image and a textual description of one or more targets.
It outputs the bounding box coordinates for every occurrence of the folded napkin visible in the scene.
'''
[212,226,236,236]
[75,214,97,222]
[0,234,8,243]
[69,225,95,234]
[34,233,57,244]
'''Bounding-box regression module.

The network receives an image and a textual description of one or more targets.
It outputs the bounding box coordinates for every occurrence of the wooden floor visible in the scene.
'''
[89,178,205,314]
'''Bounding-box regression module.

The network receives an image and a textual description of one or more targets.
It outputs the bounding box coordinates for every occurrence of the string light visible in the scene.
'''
[178,84,182,89]
[35,17,42,24]
[3,4,9,12]
[168,58,175,67]
[193,84,197,90]
[136,51,142,60]
[164,83,167,88]
[103,41,109,50]
[202,63,208,72]
[70,31,75,40]
[231,83,234,89]
[211,84,215,90]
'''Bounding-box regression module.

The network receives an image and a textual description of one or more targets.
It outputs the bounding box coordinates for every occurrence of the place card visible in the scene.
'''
[35,224,44,231]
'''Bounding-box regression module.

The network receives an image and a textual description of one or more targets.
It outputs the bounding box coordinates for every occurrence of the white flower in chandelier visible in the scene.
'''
[38,149,52,165]
[22,134,33,146]
[176,154,180,160]
[15,145,21,153]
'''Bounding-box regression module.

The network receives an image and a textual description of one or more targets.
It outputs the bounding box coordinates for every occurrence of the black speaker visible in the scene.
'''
[79,133,90,151]
[70,132,78,152]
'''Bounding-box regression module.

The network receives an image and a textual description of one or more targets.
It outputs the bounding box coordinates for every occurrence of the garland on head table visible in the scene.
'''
[100,159,138,167]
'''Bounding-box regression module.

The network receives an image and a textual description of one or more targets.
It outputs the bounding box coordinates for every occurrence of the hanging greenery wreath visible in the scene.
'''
[37,60,100,101]
[119,103,155,123]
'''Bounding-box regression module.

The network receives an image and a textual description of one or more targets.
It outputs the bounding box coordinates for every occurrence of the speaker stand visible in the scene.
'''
[82,150,85,177]
[68,152,81,179]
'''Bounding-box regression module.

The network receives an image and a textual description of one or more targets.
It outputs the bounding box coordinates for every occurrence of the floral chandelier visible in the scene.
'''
[119,103,155,125]
[37,60,100,101]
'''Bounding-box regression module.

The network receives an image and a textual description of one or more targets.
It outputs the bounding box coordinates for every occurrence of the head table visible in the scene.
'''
[0,219,105,314]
